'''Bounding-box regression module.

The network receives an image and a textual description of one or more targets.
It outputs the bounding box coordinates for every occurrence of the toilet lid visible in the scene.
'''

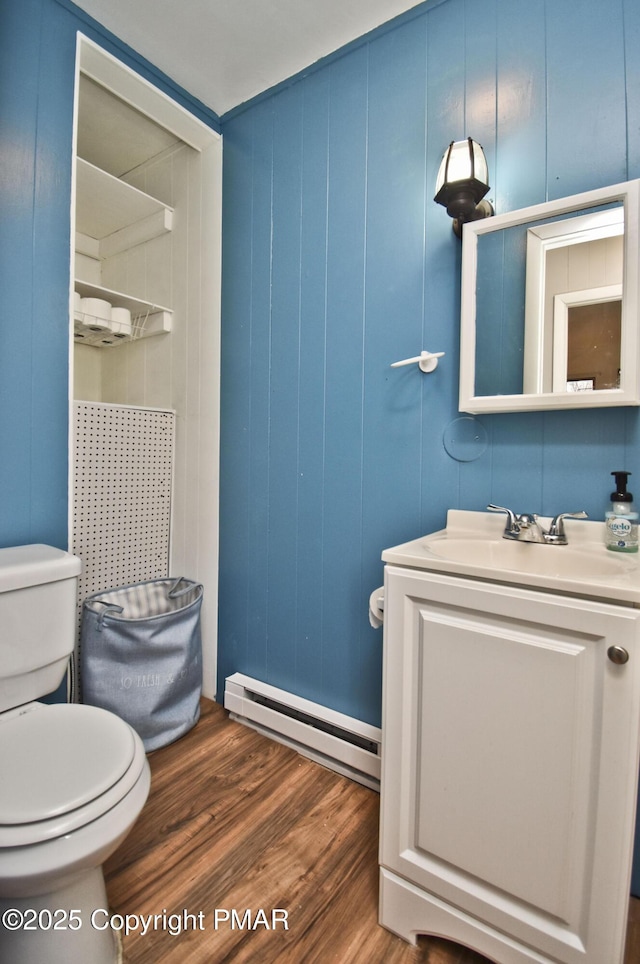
[0,703,136,825]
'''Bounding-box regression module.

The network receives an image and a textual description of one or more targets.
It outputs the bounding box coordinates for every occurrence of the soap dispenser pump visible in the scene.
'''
[605,471,639,552]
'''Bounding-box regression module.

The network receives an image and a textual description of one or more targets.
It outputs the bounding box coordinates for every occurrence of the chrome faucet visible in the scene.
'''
[487,505,588,545]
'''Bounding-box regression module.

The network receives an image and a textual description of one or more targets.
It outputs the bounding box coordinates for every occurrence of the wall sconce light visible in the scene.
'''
[434,138,494,237]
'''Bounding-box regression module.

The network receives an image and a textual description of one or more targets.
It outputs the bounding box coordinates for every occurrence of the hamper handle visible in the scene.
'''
[167,576,202,599]
[91,599,124,631]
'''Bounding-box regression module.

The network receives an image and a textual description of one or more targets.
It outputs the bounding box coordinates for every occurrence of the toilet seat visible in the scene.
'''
[0,703,146,847]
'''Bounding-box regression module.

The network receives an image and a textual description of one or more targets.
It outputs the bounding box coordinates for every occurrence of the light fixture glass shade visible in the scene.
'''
[435,139,488,194]
[434,137,493,235]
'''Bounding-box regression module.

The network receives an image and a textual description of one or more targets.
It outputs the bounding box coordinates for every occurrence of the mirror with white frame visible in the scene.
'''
[459,180,640,413]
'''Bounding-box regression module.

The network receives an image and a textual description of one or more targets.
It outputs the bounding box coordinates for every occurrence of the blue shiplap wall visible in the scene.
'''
[218,0,640,725]
[0,0,75,549]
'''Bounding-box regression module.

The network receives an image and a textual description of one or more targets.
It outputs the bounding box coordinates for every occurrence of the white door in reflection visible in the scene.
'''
[552,284,622,391]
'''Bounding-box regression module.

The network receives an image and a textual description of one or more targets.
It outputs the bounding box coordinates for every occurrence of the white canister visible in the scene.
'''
[110,306,132,339]
[80,297,111,331]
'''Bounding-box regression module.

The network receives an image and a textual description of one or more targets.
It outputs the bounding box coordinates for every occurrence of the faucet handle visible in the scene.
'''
[487,504,518,538]
[487,503,515,520]
[546,510,588,544]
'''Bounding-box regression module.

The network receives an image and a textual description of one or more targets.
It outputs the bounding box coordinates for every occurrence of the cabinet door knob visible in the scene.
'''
[608,645,630,665]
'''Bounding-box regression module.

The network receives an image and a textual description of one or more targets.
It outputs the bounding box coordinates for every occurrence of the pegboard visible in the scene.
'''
[72,401,174,694]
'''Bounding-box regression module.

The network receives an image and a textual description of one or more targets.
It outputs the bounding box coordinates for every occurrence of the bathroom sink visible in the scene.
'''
[382,509,640,604]
[425,537,630,579]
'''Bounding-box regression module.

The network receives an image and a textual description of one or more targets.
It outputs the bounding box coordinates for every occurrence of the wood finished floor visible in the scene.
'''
[105,698,640,964]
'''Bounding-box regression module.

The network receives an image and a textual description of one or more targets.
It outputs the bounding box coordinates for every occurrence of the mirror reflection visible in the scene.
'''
[523,207,623,394]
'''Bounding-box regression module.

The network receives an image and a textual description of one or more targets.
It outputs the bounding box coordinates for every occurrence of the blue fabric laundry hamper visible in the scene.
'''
[80,576,203,751]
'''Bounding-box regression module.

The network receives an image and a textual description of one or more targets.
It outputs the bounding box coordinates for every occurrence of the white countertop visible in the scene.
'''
[382,510,640,606]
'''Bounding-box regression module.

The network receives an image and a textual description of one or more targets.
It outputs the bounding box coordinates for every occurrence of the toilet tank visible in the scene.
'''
[0,545,82,712]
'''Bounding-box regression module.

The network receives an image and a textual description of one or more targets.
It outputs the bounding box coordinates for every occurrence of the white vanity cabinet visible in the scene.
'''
[379,562,640,964]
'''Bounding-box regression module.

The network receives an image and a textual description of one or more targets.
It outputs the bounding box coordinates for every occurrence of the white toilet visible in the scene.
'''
[0,545,151,964]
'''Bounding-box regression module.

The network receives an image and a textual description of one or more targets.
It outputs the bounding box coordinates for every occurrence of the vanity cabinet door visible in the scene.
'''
[379,566,640,964]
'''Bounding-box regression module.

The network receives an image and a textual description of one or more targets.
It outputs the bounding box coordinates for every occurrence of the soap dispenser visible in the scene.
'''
[605,471,639,552]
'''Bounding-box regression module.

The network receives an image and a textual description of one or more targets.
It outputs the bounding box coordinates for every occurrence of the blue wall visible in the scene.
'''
[0,0,75,549]
[218,0,640,725]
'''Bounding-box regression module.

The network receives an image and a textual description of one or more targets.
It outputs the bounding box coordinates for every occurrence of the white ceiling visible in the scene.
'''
[72,0,424,117]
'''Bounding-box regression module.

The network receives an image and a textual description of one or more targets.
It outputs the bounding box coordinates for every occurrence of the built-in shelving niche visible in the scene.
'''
[73,157,173,347]
[71,35,222,701]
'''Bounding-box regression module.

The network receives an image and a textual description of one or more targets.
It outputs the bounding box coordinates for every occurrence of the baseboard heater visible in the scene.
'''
[224,672,381,790]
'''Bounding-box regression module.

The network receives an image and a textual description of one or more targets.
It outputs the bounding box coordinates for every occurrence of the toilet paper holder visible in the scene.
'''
[390,350,444,373]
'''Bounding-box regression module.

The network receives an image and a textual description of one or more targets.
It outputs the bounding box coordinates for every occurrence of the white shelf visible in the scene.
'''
[74,281,172,348]
[74,280,171,317]
[75,157,173,258]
